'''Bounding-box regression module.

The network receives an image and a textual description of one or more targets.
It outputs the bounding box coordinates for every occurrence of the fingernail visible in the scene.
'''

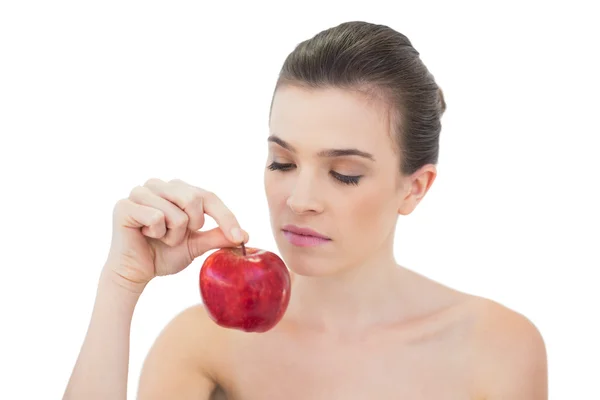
[231,227,243,243]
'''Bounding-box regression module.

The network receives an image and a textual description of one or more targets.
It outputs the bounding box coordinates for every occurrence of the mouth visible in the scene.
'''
[281,225,331,240]
[281,224,332,247]
[282,230,332,247]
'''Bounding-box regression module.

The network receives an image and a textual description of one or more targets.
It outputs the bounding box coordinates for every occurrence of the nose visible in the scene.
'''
[286,172,324,215]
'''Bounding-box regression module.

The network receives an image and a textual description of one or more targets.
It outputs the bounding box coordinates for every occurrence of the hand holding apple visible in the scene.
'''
[199,243,291,333]
[104,178,249,294]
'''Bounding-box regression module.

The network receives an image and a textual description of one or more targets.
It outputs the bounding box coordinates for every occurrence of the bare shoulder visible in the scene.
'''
[137,303,227,399]
[147,303,225,357]
[468,297,548,399]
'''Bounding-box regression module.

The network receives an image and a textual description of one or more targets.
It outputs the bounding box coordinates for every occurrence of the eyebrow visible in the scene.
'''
[267,135,375,161]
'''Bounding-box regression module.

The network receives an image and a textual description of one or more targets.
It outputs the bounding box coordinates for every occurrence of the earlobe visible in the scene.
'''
[397,194,418,216]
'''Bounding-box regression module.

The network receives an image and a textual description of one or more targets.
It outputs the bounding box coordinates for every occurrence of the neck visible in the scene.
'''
[285,247,404,335]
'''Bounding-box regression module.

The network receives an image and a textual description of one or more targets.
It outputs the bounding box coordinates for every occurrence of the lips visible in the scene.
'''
[281,224,331,240]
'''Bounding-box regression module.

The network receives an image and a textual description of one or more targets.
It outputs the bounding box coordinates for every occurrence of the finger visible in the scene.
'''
[129,185,189,246]
[195,188,244,244]
[188,227,249,259]
[143,178,245,244]
[144,178,205,232]
[113,199,167,239]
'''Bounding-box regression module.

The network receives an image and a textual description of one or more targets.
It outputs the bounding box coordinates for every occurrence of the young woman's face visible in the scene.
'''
[264,85,432,277]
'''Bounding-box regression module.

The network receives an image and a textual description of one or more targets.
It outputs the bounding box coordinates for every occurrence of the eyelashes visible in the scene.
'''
[267,161,294,172]
[267,161,362,186]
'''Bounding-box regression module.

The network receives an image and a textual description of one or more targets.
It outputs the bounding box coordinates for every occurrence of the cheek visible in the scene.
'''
[342,185,397,234]
[264,172,288,210]
[355,193,383,223]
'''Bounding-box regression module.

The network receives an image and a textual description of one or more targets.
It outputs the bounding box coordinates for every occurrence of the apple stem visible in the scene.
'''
[241,242,246,256]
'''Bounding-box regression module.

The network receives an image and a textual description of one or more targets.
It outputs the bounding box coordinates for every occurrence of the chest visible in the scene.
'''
[215,325,477,400]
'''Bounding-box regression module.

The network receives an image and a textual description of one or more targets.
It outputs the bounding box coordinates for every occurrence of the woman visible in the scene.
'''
[63,21,547,399]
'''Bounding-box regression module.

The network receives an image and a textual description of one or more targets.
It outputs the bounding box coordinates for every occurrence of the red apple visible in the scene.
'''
[199,243,291,333]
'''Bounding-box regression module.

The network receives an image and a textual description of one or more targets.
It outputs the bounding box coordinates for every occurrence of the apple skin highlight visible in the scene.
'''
[199,245,291,333]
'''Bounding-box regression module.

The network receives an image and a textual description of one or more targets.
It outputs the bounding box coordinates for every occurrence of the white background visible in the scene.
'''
[1,1,599,399]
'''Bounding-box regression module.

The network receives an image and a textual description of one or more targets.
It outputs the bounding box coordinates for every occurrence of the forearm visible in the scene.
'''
[63,268,145,400]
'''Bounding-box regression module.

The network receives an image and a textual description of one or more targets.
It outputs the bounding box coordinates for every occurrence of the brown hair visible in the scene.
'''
[271,21,446,176]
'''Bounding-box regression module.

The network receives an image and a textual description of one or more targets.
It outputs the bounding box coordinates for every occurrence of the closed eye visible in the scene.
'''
[267,161,294,172]
[267,161,362,186]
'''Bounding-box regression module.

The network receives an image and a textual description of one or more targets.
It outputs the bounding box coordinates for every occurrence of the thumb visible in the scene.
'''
[188,227,248,259]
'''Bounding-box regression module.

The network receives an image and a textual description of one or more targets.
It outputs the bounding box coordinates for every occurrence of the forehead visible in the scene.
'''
[269,85,393,154]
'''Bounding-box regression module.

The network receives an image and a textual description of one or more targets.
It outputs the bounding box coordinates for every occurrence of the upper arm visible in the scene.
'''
[474,300,548,400]
[137,305,220,400]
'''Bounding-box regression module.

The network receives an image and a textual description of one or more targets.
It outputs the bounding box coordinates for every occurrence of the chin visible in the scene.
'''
[272,228,341,276]
[286,262,325,277]
[278,250,341,278]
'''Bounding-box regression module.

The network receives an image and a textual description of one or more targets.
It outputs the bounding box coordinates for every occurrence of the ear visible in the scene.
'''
[397,164,437,216]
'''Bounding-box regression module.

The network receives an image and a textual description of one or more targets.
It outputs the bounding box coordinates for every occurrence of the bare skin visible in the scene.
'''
[142,270,546,400]
[63,86,547,399]
[216,270,477,399]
